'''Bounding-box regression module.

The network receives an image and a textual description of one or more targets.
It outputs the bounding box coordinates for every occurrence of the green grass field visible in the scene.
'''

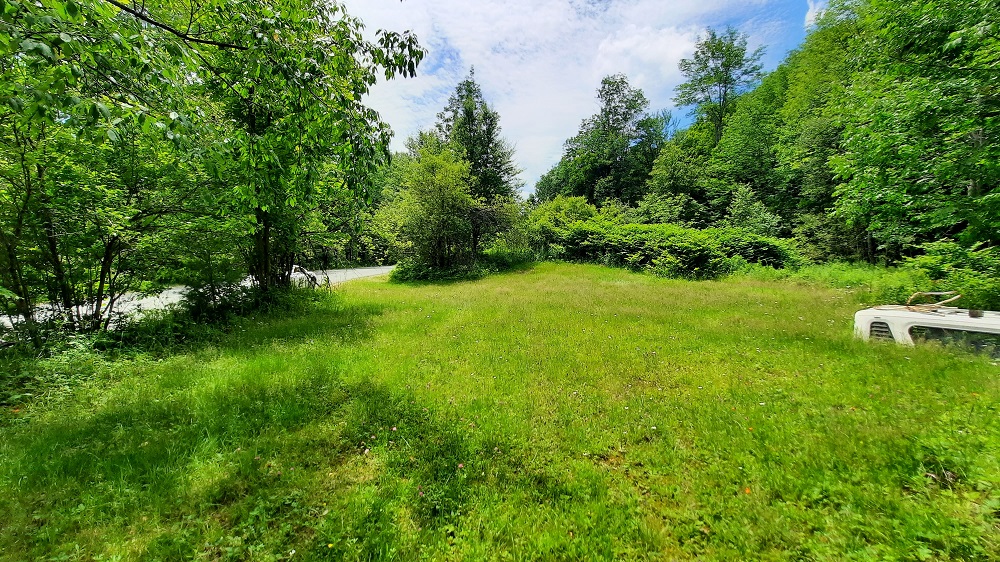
[2,262,999,560]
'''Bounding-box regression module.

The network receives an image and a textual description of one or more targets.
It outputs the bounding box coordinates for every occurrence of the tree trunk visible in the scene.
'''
[39,196,76,329]
[251,205,273,294]
[91,236,120,331]
[2,240,34,325]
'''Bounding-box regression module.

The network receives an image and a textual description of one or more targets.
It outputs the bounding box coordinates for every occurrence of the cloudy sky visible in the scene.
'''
[343,0,828,194]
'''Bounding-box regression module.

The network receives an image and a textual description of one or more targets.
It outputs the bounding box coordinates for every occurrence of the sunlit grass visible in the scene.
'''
[1,262,998,560]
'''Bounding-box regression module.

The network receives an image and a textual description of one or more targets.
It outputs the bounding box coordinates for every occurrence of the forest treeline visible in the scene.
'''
[369,0,998,298]
[533,0,998,263]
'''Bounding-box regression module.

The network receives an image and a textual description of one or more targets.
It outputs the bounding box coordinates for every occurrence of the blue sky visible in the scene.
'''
[343,0,828,194]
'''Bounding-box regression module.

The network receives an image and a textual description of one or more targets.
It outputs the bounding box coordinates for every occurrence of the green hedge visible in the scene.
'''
[706,228,803,269]
[531,219,803,280]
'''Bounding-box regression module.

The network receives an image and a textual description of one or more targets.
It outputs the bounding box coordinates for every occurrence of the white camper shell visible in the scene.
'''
[854,293,1000,358]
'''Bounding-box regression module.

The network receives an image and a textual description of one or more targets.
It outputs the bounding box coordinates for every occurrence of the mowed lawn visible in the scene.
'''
[2,262,999,560]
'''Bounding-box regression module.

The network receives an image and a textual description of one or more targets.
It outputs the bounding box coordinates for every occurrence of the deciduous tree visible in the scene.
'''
[674,26,765,145]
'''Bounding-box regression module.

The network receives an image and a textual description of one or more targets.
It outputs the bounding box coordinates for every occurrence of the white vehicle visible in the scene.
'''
[854,292,1000,357]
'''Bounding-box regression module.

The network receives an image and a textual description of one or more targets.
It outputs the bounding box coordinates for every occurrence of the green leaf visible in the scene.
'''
[20,38,54,61]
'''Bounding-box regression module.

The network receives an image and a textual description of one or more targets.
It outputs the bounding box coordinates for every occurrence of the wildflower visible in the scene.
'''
[364,448,370,455]
[392,427,397,431]
[744,487,751,495]
[328,544,334,548]
[458,463,464,469]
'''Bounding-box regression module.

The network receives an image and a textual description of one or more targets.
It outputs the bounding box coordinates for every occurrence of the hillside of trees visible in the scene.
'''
[534,0,998,265]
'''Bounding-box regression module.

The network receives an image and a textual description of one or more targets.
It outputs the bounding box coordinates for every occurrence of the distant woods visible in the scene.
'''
[534,0,999,265]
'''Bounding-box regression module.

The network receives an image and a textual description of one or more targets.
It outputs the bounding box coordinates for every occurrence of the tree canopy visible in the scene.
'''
[0,0,425,331]
[435,68,522,203]
[535,74,668,205]
[674,26,765,145]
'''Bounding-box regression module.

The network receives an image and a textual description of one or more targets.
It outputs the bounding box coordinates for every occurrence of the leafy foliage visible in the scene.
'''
[719,184,782,236]
[0,0,426,339]
[435,68,523,203]
[674,26,765,145]
[385,146,477,275]
[903,242,1000,310]
[535,75,668,205]
[527,208,801,279]
[833,0,1000,250]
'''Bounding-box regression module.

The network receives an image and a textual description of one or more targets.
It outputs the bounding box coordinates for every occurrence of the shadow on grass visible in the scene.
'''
[0,372,577,560]
[110,288,388,353]
[0,290,387,409]
[389,261,538,288]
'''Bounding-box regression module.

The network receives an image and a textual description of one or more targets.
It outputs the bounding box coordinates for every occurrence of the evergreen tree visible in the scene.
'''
[436,69,522,202]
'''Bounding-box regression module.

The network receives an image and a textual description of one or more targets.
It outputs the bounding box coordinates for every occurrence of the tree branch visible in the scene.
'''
[101,0,247,50]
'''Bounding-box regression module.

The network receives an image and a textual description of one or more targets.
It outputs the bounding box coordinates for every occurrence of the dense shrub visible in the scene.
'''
[560,223,728,279]
[903,242,1000,311]
[735,242,1000,311]
[707,228,804,268]
[528,207,803,279]
[527,196,598,259]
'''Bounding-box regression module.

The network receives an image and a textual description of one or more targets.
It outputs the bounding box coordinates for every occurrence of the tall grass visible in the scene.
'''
[735,261,932,306]
[1,263,998,560]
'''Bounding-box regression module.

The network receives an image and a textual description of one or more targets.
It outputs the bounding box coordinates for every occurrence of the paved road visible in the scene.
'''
[1,266,394,330]
[314,266,395,286]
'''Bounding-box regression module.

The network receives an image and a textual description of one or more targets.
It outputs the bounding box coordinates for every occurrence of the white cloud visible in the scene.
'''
[343,0,798,194]
[805,0,827,28]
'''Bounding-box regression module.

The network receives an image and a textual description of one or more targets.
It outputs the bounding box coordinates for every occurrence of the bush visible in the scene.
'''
[390,259,484,283]
[903,242,1000,311]
[527,196,597,259]
[707,228,805,268]
[540,221,729,279]
[718,184,782,236]
[528,208,803,280]
[624,192,708,228]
